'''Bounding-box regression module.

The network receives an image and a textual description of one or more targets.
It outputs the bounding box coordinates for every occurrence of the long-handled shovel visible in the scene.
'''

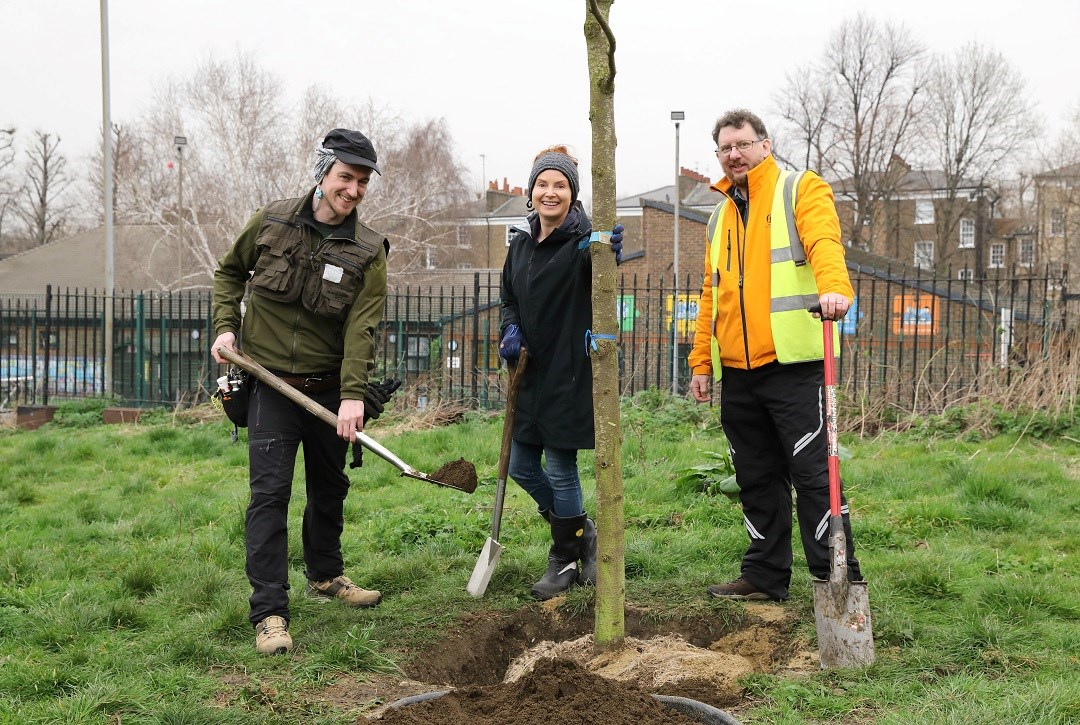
[466,349,528,597]
[217,347,476,493]
[809,306,875,669]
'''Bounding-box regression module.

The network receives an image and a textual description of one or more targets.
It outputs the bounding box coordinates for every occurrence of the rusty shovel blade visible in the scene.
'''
[812,521,875,669]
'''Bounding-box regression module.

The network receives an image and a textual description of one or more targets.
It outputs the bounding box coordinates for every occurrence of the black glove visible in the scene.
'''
[363,378,401,422]
[499,324,525,363]
[611,224,624,264]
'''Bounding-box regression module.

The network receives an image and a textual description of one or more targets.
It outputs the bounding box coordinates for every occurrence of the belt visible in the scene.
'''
[271,371,341,393]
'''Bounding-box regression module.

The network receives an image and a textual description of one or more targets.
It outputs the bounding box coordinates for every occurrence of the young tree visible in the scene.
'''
[921,43,1030,272]
[16,131,71,247]
[585,0,625,649]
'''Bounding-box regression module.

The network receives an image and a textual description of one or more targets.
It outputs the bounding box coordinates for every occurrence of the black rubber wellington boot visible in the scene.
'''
[578,516,597,586]
[531,513,585,600]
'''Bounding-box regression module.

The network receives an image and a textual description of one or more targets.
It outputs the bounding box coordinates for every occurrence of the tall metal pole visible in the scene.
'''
[174,136,187,288]
[100,0,114,396]
[670,112,684,395]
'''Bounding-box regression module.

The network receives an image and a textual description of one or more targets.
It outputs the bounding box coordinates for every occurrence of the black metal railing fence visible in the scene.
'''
[1,267,1073,415]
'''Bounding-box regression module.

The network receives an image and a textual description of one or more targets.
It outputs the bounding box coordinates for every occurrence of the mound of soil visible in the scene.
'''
[332,601,815,722]
[371,657,702,725]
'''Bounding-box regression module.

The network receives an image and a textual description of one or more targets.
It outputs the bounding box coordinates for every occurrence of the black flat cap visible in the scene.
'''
[323,128,381,175]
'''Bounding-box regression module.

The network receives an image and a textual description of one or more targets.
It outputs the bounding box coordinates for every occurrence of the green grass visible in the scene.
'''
[0,395,1078,724]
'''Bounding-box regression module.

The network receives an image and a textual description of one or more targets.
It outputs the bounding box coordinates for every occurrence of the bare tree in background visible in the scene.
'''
[79,52,469,289]
[16,131,71,247]
[0,128,16,246]
[775,13,925,250]
[922,43,1029,272]
[772,66,835,173]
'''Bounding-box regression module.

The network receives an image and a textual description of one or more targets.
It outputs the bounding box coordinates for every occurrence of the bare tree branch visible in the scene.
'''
[15,131,71,246]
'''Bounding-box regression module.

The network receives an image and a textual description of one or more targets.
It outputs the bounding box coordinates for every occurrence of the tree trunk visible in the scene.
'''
[584,0,624,649]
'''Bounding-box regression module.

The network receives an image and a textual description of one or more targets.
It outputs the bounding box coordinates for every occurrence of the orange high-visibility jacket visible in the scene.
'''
[688,155,853,375]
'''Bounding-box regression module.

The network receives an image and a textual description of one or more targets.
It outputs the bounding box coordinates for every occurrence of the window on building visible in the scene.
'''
[959,218,975,248]
[989,242,1006,269]
[455,225,468,245]
[403,336,431,373]
[1049,262,1065,290]
[424,248,435,270]
[915,199,935,225]
[957,268,975,281]
[1050,208,1065,236]
[855,209,871,226]
[1018,237,1034,267]
[505,226,515,246]
[914,240,935,269]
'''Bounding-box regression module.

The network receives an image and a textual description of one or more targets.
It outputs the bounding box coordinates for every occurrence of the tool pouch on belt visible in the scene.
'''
[215,369,250,428]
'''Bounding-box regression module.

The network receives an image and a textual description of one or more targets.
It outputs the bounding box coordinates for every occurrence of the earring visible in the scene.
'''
[526,199,533,210]
[313,186,323,210]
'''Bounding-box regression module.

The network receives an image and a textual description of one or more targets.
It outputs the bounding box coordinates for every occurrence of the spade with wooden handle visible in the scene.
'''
[466,349,528,597]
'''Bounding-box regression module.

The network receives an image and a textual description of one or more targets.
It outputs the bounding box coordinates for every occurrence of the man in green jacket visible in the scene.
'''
[211,128,389,655]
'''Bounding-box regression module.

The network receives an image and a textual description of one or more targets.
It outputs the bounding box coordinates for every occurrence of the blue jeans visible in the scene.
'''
[507,441,583,518]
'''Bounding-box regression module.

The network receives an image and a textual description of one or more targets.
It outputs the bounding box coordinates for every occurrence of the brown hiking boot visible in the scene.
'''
[706,577,772,601]
[254,615,292,655]
[306,575,381,608]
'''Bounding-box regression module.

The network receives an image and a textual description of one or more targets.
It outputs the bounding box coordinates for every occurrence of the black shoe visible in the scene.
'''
[706,577,772,600]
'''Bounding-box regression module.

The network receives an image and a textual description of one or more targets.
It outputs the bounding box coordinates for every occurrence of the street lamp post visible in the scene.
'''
[100,0,114,396]
[174,136,187,289]
[670,111,684,396]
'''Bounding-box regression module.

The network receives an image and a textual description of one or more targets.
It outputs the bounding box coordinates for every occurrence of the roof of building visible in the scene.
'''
[832,168,987,196]
[617,182,722,211]
[1036,161,1080,179]
[0,223,224,297]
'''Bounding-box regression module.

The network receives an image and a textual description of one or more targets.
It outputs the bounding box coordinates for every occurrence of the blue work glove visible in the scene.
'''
[499,324,525,362]
[611,224,624,264]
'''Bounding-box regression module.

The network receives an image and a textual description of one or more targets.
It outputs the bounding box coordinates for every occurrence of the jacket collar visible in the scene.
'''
[295,187,359,236]
[523,202,591,244]
[710,154,780,201]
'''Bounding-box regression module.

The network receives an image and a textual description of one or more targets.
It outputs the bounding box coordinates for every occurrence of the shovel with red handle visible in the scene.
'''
[808,304,875,669]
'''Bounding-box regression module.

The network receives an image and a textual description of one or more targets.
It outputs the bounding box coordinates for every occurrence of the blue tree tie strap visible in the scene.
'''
[578,231,613,249]
[585,329,617,356]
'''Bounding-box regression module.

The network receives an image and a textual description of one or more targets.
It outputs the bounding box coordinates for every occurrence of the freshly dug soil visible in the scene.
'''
[429,457,478,492]
[370,657,702,724]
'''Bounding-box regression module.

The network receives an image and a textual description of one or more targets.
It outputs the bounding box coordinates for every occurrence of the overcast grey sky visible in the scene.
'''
[3,0,1078,200]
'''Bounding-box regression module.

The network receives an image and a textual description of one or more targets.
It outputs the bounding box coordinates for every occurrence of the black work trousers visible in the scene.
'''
[720,361,862,600]
[245,379,351,625]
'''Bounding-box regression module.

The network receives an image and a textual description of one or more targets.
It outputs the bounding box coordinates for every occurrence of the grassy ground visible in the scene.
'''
[0,394,1078,724]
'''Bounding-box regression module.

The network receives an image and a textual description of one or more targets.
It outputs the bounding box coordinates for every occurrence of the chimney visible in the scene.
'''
[503,177,509,193]
[511,186,523,196]
[680,167,710,184]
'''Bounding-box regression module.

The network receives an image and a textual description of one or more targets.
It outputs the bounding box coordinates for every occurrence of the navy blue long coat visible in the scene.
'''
[499,203,595,450]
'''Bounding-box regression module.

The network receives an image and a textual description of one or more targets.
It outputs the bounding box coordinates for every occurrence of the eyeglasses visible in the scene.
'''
[715,139,764,158]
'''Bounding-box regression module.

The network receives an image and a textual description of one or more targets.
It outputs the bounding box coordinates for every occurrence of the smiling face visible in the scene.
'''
[531,169,573,228]
[717,125,771,190]
[314,160,372,224]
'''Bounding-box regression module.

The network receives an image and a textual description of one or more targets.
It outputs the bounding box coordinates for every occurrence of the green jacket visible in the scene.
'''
[212,190,388,399]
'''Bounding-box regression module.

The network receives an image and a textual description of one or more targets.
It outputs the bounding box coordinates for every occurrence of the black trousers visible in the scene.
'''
[245,379,350,625]
[720,361,862,600]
